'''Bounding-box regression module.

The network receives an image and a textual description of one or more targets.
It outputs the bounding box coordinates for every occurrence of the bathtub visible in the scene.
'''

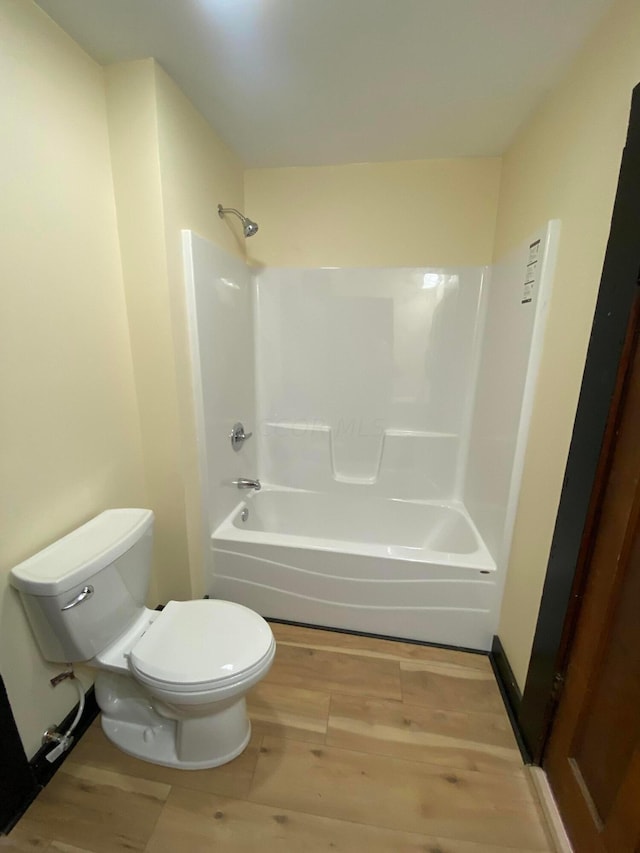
[211,488,497,650]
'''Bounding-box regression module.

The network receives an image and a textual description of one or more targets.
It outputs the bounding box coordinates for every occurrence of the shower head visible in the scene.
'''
[217,204,259,238]
[243,218,259,238]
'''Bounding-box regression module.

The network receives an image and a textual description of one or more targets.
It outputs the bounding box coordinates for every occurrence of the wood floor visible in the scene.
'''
[2,623,554,852]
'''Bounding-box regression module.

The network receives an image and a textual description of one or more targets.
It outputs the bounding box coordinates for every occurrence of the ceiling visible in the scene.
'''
[35,0,612,168]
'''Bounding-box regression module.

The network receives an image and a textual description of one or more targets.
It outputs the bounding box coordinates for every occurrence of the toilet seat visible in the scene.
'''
[129,599,275,694]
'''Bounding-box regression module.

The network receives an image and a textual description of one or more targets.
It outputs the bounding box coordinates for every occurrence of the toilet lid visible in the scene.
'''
[129,599,274,687]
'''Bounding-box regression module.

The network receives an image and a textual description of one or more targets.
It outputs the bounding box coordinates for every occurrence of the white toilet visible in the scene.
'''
[10,508,275,769]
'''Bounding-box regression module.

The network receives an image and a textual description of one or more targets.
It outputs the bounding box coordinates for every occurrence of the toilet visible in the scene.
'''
[10,508,275,769]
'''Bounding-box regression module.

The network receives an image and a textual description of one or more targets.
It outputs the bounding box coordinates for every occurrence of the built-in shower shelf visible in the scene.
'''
[260,421,460,497]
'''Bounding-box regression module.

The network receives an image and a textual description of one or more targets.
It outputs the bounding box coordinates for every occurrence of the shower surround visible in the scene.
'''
[256,266,485,496]
[183,223,558,650]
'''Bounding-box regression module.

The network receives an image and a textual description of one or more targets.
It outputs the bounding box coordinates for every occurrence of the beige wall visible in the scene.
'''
[106,59,246,602]
[245,158,502,268]
[0,1,147,757]
[154,63,245,597]
[494,0,640,688]
[106,59,191,604]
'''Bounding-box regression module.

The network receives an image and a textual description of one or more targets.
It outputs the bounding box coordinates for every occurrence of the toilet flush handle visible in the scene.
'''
[61,585,94,611]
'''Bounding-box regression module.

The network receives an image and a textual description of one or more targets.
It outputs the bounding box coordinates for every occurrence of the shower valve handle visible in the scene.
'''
[230,422,252,451]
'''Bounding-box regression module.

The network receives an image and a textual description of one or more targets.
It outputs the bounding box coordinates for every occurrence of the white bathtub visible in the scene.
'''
[211,488,497,650]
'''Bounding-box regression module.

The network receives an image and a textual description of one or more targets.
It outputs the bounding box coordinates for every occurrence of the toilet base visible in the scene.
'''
[101,714,252,770]
[95,671,253,769]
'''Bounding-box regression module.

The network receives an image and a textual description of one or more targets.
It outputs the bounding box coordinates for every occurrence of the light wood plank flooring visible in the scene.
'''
[2,623,553,852]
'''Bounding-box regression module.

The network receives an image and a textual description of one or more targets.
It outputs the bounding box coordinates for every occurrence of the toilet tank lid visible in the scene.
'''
[10,508,154,596]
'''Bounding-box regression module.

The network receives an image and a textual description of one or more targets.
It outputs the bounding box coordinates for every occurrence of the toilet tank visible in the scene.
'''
[10,509,154,663]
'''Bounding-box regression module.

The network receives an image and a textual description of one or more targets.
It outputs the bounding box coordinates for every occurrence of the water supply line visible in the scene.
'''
[43,667,85,763]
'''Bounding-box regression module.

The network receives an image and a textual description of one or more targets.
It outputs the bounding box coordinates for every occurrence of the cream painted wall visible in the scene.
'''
[0,1,146,757]
[245,159,502,268]
[153,63,245,597]
[106,59,189,604]
[106,59,245,602]
[494,0,640,689]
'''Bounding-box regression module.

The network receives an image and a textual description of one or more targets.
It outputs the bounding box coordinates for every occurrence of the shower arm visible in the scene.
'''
[218,205,248,225]
[217,204,259,237]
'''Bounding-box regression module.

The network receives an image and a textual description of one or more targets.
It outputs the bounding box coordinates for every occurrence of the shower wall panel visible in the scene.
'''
[254,266,486,499]
[183,232,257,531]
[464,221,560,566]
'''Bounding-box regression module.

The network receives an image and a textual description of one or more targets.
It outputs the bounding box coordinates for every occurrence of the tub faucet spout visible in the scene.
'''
[234,478,261,491]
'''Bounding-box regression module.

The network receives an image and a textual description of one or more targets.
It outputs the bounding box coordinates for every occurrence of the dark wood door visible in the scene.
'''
[544,299,640,852]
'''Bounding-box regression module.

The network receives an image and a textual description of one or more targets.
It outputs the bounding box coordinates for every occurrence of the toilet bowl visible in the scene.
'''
[10,508,275,769]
